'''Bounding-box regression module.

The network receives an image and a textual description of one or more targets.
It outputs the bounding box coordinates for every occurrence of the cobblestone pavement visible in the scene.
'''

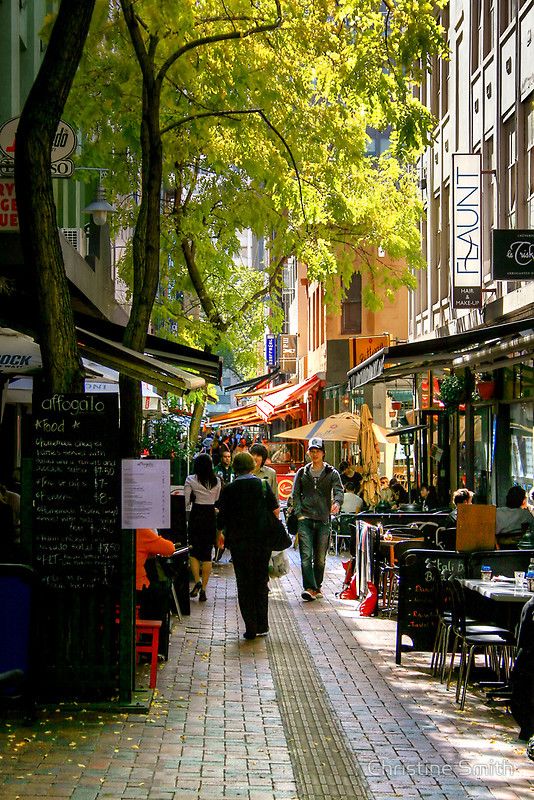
[0,549,533,800]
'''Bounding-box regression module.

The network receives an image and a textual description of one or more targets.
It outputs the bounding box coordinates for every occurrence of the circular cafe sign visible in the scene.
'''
[0,116,77,162]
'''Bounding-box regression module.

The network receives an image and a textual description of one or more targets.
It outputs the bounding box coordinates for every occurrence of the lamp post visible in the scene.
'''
[81,168,115,226]
[83,183,115,226]
[399,429,414,499]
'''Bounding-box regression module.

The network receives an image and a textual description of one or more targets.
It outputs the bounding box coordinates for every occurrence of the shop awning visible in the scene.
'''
[75,311,222,385]
[256,374,322,422]
[347,316,534,388]
[209,404,262,428]
[224,368,280,393]
[76,328,205,394]
[235,382,293,399]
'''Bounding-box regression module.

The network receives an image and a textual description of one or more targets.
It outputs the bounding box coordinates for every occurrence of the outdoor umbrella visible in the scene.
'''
[274,412,396,444]
[274,412,361,441]
[358,404,381,508]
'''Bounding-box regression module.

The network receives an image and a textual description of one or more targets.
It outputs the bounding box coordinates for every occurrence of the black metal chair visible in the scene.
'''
[331,514,355,555]
[383,539,428,615]
[446,576,515,710]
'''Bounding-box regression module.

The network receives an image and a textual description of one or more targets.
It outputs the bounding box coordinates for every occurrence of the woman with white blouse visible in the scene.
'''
[184,454,222,602]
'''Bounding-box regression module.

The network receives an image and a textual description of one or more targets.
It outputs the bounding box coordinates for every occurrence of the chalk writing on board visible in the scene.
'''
[395,549,468,664]
[32,393,120,590]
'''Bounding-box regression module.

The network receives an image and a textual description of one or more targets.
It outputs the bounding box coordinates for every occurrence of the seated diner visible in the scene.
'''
[496,485,534,549]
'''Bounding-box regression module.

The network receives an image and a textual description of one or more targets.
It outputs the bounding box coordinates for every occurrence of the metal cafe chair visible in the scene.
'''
[382,538,427,615]
[331,514,355,555]
[445,577,515,710]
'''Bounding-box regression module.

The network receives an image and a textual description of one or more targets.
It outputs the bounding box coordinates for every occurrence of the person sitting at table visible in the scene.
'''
[496,485,534,549]
[418,482,438,511]
[444,487,473,527]
[341,482,363,514]
[136,528,176,656]
[389,478,409,506]
[338,461,354,488]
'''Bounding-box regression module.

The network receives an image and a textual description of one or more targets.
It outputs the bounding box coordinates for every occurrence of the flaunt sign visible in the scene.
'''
[452,153,482,309]
[0,182,17,230]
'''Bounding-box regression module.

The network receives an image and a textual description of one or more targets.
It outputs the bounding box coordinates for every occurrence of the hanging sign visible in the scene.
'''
[265,334,277,367]
[492,229,534,281]
[452,153,482,308]
[0,116,76,179]
[279,334,297,374]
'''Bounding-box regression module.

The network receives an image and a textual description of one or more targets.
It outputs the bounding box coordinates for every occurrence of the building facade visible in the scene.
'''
[349,1,534,506]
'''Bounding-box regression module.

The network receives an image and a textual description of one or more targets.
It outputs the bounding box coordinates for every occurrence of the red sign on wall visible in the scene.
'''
[0,182,18,231]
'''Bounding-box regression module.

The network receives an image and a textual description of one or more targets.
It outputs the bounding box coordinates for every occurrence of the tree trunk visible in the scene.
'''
[119,5,163,457]
[189,396,206,450]
[15,0,96,394]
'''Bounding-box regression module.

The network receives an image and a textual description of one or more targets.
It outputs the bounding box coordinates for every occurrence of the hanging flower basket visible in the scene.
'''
[438,374,466,409]
[473,372,496,401]
[475,380,496,401]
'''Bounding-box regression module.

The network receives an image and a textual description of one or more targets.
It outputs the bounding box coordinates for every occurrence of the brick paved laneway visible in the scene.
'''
[1,550,533,800]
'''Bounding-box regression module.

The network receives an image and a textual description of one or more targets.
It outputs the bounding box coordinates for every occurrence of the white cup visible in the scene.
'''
[514,571,525,588]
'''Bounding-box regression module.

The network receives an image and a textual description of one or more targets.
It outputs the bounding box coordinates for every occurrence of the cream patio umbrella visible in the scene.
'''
[358,404,381,508]
[274,412,361,441]
[274,411,396,444]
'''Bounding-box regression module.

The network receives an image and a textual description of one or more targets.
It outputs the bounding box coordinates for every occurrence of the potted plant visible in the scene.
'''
[474,372,496,401]
[438,374,466,409]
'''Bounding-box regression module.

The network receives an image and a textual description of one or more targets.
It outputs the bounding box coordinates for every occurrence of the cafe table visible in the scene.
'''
[459,577,534,631]
[459,578,534,603]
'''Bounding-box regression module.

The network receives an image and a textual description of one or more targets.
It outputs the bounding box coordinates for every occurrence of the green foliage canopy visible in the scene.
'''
[67,0,447,376]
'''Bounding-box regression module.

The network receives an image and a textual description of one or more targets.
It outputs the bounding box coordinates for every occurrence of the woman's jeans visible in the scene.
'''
[297,518,331,590]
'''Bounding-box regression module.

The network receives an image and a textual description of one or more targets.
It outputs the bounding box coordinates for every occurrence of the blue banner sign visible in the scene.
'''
[265,334,277,366]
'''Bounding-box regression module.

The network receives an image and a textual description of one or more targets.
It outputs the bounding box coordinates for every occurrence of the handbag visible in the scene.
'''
[285,507,299,536]
[261,481,292,551]
[269,550,290,578]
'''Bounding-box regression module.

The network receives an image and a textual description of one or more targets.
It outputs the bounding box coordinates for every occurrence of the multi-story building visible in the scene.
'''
[348,1,534,505]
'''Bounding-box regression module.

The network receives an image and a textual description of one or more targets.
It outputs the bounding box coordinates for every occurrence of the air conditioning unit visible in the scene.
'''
[61,227,87,257]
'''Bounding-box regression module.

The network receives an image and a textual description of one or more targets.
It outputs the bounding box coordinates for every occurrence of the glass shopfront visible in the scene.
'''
[510,402,534,496]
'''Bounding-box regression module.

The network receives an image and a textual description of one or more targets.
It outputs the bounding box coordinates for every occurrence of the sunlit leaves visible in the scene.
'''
[65,0,445,375]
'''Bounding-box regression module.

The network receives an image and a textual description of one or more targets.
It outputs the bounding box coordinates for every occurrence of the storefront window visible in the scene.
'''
[510,402,534,496]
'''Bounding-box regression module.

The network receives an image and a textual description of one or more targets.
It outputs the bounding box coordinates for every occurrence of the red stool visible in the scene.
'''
[135,619,162,689]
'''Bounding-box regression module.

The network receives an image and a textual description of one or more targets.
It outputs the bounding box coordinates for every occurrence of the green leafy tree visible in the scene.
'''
[68,0,447,447]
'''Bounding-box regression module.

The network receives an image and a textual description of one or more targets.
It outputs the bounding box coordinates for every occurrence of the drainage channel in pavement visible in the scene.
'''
[266,582,372,800]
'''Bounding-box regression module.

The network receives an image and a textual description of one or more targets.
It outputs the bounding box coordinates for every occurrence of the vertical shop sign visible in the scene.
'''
[279,334,297,374]
[452,153,482,309]
[265,334,277,366]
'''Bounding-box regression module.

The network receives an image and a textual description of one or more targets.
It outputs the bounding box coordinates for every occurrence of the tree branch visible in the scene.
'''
[157,0,282,80]
[162,107,307,224]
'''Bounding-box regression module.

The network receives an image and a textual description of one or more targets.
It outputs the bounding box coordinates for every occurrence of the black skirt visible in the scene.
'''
[189,504,217,562]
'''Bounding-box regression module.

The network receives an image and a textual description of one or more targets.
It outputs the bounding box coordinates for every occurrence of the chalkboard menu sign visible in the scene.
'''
[32,393,120,590]
[395,549,467,664]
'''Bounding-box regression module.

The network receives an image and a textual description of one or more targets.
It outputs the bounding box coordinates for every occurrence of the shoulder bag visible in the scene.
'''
[261,481,292,551]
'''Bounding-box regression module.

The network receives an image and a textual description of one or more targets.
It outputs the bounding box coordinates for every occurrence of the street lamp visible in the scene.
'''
[83,183,115,226]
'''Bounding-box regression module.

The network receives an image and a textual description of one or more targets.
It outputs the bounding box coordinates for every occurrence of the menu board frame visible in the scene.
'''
[32,392,120,590]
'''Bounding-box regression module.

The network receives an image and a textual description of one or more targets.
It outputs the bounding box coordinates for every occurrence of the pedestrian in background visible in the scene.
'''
[185,454,222,602]
[250,443,279,499]
[216,448,234,486]
[291,438,344,601]
[216,452,278,639]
